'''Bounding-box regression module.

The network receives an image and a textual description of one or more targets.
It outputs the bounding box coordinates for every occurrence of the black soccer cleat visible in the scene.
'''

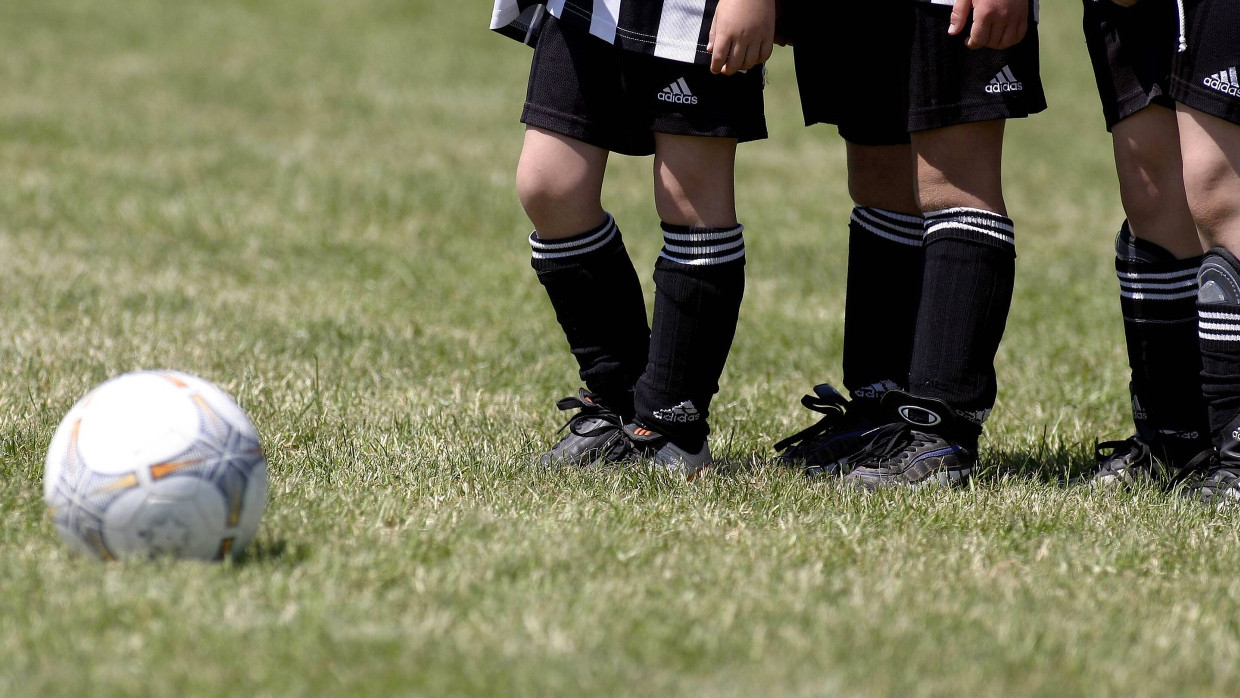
[1175,450,1240,509]
[843,391,978,490]
[619,422,713,480]
[1090,437,1160,486]
[773,384,882,477]
[540,389,628,466]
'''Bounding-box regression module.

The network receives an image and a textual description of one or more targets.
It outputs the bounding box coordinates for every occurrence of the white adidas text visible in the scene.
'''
[658,93,699,104]
[985,66,1023,94]
[985,82,1023,93]
[658,78,699,105]
[1205,76,1235,96]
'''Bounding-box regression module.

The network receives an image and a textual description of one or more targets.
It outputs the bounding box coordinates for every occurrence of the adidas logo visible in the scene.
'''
[852,380,900,401]
[652,400,700,423]
[1203,67,1240,97]
[1132,395,1148,422]
[657,78,699,105]
[985,66,1024,94]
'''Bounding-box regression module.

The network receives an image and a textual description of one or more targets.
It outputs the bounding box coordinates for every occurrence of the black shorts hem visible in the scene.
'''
[522,104,764,156]
[522,103,647,155]
[909,98,1047,133]
[1171,78,1240,127]
[832,123,911,147]
[649,116,766,143]
[1106,91,1174,132]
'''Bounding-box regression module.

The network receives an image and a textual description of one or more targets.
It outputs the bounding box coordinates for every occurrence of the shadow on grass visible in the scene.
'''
[233,538,311,566]
[979,442,1097,487]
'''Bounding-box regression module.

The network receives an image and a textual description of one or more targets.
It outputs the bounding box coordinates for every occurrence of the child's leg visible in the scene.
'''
[630,133,745,453]
[517,126,650,458]
[841,143,923,408]
[775,1,922,471]
[1178,105,1240,474]
[517,126,610,239]
[773,144,922,471]
[1178,107,1240,249]
[1112,107,1201,257]
[1098,107,1209,480]
[1080,0,1209,482]
[907,119,1014,439]
[844,121,1015,490]
[1166,0,1240,502]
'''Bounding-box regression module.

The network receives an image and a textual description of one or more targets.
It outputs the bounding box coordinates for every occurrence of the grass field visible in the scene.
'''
[3,1,1240,696]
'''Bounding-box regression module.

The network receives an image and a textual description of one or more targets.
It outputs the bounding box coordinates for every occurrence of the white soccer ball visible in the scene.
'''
[43,370,268,561]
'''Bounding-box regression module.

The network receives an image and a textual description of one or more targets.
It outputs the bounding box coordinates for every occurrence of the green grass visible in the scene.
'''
[2,1,1239,696]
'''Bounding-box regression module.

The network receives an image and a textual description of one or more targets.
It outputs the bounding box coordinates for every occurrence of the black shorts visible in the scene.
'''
[521,15,767,157]
[1171,0,1240,127]
[792,0,1047,146]
[1082,0,1176,131]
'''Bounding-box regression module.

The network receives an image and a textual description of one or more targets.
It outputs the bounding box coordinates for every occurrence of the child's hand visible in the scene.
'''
[708,0,776,75]
[949,0,1029,50]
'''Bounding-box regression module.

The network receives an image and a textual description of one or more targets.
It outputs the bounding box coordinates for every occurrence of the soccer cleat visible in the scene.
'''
[843,423,976,490]
[620,422,713,479]
[842,391,978,490]
[1175,450,1240,508]
[1090,437,1159,486]
[540,390,628,466]
[773,384,883,477]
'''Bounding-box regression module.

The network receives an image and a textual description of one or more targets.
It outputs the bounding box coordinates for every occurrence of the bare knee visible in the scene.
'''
[1183,156,1240,241]
[516,127,609,238]
[517,158,585,225]
[1178,105,1240,247]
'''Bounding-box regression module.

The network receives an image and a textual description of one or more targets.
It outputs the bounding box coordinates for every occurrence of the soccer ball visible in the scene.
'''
[43,370,268,561]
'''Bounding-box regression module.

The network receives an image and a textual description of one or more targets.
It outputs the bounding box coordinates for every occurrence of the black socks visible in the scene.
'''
[530,214,648,417]
[1114,223,1209,462]
[907,207,1016,432]
[842,206,925,409]
[634,222,746,450]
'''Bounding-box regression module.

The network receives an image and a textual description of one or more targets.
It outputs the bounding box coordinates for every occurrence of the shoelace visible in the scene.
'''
[1169,449,1224,488]
[858,422,928,461]
[1094,438,1152,475]
[553,393,624,439]
[773,391,849,452]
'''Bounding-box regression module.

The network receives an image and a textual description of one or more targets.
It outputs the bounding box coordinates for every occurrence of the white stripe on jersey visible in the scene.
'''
[654,0,708,63]
[590,0,622,43]
[490,0,714,64]
[491,0,524,30]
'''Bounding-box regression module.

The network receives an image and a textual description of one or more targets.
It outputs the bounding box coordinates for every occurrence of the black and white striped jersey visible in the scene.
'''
[490,0,718,65]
